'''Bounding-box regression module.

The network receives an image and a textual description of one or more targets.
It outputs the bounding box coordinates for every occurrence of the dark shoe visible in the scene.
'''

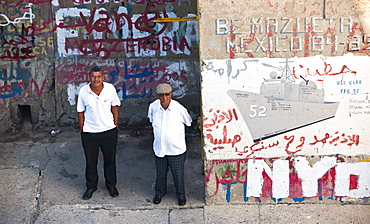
[82,188,96,200]
[178,196,186,206]
[108,186,119,197]
[153,195,162,204]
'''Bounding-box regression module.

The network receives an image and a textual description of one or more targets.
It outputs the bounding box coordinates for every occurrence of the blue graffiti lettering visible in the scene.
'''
[121,82,153,100]
[124,60,155,79]
[109,64,120,83]
[0,83,23,98]
[1,60,32,81]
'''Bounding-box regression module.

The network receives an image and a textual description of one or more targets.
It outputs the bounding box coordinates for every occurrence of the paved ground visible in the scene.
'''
[0,127,369,224]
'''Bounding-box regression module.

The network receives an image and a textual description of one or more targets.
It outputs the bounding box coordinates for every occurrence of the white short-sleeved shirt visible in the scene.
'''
[148,99,192,157]
[77,82,121,133]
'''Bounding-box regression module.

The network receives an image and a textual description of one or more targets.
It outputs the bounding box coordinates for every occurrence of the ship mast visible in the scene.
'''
[279,59,295,83]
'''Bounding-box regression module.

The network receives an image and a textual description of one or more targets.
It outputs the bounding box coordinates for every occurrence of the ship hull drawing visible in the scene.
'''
[227,60,340,142]
[227,90,340,142]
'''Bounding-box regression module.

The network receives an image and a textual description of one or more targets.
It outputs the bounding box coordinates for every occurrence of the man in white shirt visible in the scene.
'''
[77,66,121,200]
[148,83,192,206]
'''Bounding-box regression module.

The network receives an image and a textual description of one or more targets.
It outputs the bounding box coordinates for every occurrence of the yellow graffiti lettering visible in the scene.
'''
[33,47,40,54]
[41,47,47,55]
[38,37,46,47]
[47,37,54,47]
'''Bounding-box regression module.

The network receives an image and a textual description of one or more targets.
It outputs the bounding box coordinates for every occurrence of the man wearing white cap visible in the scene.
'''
[148,83,192,206]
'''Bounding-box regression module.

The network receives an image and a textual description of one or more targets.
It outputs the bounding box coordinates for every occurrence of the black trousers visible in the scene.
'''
[81,127,118,190]
[154,152,186,198]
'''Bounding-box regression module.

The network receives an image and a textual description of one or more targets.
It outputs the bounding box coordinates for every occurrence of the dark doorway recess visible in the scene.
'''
[18,105,32,124]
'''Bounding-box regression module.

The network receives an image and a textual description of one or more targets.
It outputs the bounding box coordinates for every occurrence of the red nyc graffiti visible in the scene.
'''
[204,157,369,202]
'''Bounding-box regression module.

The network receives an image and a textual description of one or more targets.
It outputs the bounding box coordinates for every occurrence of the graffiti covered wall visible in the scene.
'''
[199,0,370,204]
[0,2,55,131]
[0,0,199,132]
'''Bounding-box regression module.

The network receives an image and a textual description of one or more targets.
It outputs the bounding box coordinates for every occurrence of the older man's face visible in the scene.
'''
[157,92,172,109]
[89,71,104,89]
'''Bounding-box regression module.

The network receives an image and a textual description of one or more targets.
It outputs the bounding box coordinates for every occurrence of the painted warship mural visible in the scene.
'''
[228,59,340,142]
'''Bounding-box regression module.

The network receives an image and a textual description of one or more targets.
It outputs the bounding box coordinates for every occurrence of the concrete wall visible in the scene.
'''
[199,0,370,204]
[0,0,199,132]
[0,2,55,131]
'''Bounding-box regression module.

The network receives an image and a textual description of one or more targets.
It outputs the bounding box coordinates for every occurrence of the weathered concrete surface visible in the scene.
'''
[0,129,369,223]
[170,208,204,223]
[204,204,370,223]
[0,128,205,223]
[354,0,370,33]
[0,168,39,224]
[38,130,204,209]
[35,207,206,224]
[35,207,170,224]
[198,0,369,59]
